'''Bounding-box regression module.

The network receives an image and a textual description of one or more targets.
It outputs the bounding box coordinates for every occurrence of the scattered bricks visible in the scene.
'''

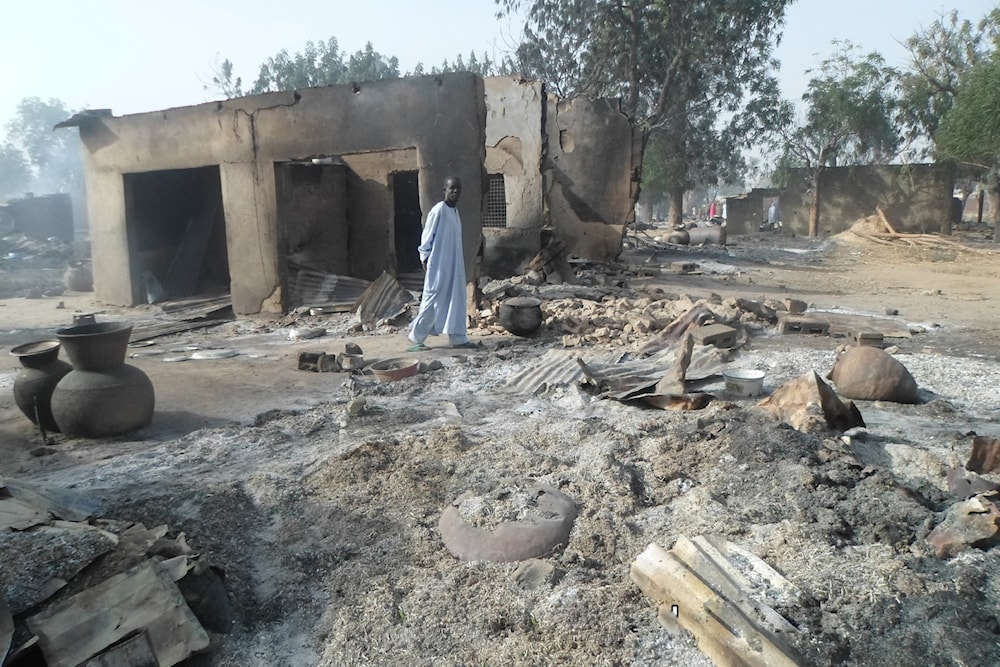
[779,315,830,335]
[670,261,698,274]
[692,323,737,349]
[784,298,808,314]
[853,330,884,347]
[297,351,324,372]
[317,354,341,372]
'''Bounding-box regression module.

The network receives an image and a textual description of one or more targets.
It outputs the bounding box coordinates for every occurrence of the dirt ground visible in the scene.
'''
[2,225,1000,666]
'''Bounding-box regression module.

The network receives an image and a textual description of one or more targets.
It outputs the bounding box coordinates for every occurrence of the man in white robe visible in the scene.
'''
[408,176,476,350]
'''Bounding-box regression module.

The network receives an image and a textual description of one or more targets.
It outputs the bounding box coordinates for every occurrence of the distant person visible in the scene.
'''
[767,200,780,229]
[708,200,717,219]
[408,176,477,351]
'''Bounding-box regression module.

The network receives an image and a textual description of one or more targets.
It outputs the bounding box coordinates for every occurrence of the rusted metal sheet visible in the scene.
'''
[354,271,414,326]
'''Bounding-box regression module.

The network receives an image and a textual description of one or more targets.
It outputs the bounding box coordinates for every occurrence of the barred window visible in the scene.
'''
[483,173,508,228]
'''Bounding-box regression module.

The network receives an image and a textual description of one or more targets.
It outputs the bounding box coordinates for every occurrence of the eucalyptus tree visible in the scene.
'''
[497,0,792,224]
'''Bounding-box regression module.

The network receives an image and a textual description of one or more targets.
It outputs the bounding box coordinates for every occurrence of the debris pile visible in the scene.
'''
[0,478,228,666]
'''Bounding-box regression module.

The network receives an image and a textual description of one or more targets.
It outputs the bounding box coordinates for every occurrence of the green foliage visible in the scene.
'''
[782,43,901,171]
[210,38,401,99]
[497,0,792,219]
[420,51,511,76]
[936,53,1000,170]
[896,9,995,157]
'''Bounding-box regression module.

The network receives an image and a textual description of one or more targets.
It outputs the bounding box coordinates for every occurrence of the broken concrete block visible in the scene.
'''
[778,315,830,335]
[692,323,737,349]
[670,261,697,274]
[784,298,807,314]
[297,351,324,372]
[927,495,1000,558]
[852,330,884,347]
[346,398,366,416]
[344,342,363,356]
[828,346,919,403]
[317,354,341,373]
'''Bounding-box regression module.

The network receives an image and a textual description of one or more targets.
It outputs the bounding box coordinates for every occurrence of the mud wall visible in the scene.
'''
[545,95,632,262]
[781,164,955,236]
[483,78,545,276]
[71,73,487,314]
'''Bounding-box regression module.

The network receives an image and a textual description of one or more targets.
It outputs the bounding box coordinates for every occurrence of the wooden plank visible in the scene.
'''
[631,542,800,667]
[28,560,209,667]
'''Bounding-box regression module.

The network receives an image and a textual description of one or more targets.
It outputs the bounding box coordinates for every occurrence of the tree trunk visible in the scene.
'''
[668,186,685,227]
[808,169,822,238]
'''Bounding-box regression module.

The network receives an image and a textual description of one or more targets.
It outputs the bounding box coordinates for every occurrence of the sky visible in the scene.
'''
[0,0,996,132]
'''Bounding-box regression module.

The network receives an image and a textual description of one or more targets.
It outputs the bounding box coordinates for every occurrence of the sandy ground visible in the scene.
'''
[1,227,999,666]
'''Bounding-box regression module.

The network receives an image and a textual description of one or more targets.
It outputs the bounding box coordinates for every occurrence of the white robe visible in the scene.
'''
[409,201,467,341]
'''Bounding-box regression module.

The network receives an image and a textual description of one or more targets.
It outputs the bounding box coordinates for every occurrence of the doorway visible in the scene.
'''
[392,171,422,274]
[123,166,228,304]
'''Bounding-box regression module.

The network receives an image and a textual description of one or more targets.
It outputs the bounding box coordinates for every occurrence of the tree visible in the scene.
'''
[497,0,792,225]
[0,142,31,197]
[209,38,402,99]
[2,97,81,195]
[936,51,1000,242]
[896,9,997,159]
[345,43,400,83]
[778,43,901,236]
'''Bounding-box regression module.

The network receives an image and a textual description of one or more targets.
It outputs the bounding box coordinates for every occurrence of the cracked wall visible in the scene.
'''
[74,74,487,314]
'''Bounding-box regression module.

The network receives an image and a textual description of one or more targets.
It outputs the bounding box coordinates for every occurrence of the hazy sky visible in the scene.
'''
[0,0,995,131]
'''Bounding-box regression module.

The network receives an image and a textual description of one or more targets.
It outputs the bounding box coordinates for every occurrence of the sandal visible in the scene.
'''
[407,343,428,352]
[451,341,480,350]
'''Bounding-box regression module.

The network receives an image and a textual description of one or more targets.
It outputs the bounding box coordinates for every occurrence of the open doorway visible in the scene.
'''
[392,170,422,274]
[123,166,228,304]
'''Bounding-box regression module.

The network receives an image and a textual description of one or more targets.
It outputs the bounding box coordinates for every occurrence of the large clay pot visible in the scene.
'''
[499,297,543,337]
[10,340,72,433]
[50,322,155,438]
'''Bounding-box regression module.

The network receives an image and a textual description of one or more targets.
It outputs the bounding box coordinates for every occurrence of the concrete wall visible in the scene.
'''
[482,78,635,274]
[545,95,633,261]
[724,189,780,235]
[72,73,487,314]
[483,78,545,276]
[781,164,955,236]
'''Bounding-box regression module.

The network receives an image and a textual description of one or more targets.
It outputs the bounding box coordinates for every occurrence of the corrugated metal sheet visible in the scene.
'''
[159,294,232,320]
[505,349,626,394]
[506,345,730,400]
[288,266,371,308]
[354,272,415,326]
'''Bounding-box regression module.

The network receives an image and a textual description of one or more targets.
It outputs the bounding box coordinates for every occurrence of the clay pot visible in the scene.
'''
[50,322,155,438]
[10,340,72,433]
[499,297,543,337]
[828,346,919,404]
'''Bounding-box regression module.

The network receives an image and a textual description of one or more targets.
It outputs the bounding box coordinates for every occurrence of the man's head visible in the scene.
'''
[443,176,462,207]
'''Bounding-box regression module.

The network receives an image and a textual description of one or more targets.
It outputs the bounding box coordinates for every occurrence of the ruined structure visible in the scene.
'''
[62,73,487,315]
[63,73,637,314]
[483,78,636,276]
[778,164,954,236]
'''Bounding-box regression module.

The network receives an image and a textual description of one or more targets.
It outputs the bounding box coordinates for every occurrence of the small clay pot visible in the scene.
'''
[10,340,72,432]
[499,297,543,337]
